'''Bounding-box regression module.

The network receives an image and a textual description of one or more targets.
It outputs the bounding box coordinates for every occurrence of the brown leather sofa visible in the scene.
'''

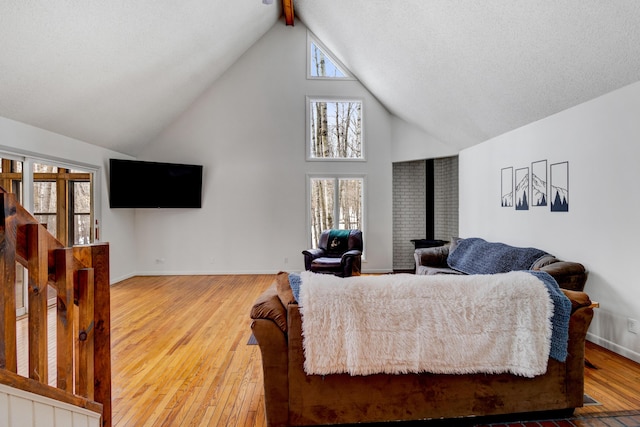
[250,273,594,427]
[415,241,588,291]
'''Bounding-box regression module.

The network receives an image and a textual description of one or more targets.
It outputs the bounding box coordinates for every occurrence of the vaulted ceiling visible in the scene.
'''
[2,1,640,156]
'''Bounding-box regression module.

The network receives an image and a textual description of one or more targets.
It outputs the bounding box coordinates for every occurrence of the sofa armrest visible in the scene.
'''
[250,284,288,333]
[341,249,362,260]
[561,289,592,314]
[538,261,588,291]
[302,248,325,259]
[302,248,326,270]
[564,302,594,406]
[414,245,450,268]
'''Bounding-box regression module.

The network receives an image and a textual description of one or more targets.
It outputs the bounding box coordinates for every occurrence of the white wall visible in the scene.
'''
[459,81,640,362]
[0,116,137,283]
[391,116,458,163]
[134,21,394,274]
[0,383,101,427]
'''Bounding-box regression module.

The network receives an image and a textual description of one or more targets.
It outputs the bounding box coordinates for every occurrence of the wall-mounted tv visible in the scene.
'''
[109,159,203,208]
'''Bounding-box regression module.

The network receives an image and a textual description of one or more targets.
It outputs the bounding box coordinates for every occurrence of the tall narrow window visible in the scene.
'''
[33,162,94,246]
[307,97,363,160]
[71,180,92,244]
[310,176,363,248]
[33,162,58,237]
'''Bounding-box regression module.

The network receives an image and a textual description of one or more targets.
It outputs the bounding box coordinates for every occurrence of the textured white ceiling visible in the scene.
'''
[2,1,640,156]
[296,0,640,150]
[0,0,281,155]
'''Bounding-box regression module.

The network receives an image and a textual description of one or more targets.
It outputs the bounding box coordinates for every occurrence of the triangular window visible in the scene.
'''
[307,33,354,80]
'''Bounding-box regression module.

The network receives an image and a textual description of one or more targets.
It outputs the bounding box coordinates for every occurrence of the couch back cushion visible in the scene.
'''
[448,237,548,274]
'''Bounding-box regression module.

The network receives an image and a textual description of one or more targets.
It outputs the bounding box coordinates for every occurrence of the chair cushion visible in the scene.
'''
[311,257,342,272]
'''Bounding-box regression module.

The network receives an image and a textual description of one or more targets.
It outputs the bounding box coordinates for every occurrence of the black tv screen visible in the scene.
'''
[109,159,203,208]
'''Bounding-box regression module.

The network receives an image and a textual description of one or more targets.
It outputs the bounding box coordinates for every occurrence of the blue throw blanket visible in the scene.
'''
[289,273,302,302]
[447,238,570,361]
[528,271,572,362]
[447,238,548,274]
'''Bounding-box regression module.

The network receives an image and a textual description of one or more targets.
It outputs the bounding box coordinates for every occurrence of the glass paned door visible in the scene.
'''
[309,176,363,248]
[72,181,92,244]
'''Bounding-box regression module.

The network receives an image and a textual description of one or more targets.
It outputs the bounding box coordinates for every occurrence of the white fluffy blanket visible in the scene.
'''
[299,271,553,378]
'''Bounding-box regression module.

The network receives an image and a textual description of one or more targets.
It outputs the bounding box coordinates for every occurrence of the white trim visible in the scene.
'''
[0,383,102,418]
[0,146,102,245]
[305,96,365,161]
[306,31,355,81]
[586,333,640,364]
[0,144,100,173]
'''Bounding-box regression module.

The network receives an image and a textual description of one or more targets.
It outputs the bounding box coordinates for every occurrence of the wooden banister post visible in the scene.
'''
[0,193,18,372]
[77,268,95,399]
[74,243,111,427]
[55,248,75,393]
[26,223,49,384]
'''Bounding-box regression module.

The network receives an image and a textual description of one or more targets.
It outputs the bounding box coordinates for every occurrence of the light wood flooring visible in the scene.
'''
[110,275,270,427]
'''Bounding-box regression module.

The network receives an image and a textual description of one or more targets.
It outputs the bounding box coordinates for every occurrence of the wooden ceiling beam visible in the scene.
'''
[283,0,294,25]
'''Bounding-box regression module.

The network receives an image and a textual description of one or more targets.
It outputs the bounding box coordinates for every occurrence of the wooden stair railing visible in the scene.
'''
[0,189,111,427]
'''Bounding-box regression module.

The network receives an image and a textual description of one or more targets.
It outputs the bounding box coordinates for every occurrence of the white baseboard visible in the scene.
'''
[587,332,640,364]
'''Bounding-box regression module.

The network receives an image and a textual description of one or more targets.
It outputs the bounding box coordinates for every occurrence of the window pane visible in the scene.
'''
[338,179,362,230]
[74,182,91,212]
[310,42,347,78]
[0,158,23,202]
[310,178,334,247]
[309,100,362,159]
[34,162,58,238]
[33,182,57,212]
[34,163,57,173]
[74,215,91,245]
[15,266,24,311]
[35,214,56,236]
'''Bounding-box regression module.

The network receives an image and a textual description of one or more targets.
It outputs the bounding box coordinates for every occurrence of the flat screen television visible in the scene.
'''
[109,158,203,208]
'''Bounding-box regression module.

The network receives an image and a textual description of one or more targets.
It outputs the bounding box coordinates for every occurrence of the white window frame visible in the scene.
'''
[306,31,355,81]
[0,147,101,232]
[306,96,365,162]
[0,146,102,316]
[306,174,367,258]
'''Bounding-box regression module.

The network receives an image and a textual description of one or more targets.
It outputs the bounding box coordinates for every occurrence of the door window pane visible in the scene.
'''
[338,178,362,230]
[73,181,92,244]
[310,178,334,247]
[310,177,363,248]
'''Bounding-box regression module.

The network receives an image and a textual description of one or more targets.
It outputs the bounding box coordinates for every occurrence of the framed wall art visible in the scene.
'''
[515,167,529,210]
[550,161,569,212]
[531,160,548,207]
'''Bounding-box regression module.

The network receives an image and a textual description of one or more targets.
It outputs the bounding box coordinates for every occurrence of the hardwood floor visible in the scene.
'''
[110,274,270,427]
[104,275,640,426]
